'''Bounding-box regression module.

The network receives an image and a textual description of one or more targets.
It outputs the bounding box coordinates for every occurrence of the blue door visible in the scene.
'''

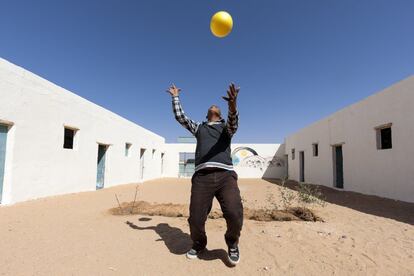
[299,151,305,182]
[96,145,107,190]
[334,146,344,189]
[140,149,145,180]
[0,125,8,203]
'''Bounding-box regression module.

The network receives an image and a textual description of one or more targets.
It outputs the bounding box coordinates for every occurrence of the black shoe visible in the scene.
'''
[186,248,204,259]
[228,246,240,265]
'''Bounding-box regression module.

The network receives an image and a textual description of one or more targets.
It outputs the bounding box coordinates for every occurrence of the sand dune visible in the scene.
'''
[0,178,413,275]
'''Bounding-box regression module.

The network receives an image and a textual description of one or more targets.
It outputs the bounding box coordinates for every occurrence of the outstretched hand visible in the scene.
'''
[166,84,181,97]
[223,82,240,112]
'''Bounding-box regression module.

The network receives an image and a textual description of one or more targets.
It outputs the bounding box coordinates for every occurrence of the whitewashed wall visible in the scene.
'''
[163,143,287,179]
[163,143,194,178]
[0,58,165,204]
[4,56,412,205]
[285,76,414,203]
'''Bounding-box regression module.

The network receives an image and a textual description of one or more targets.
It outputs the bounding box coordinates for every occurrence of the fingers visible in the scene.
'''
[228,82,240,97]
[227,89,232,98]
[166,87,173,94]
[225,91,236,103]
[228,86,237,99]
[229,83,235,94]
[166,83,181,95]
[226,88,234,100]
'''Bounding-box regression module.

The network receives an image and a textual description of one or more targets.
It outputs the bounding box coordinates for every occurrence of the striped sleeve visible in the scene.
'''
[172,96,200,135]
[226,110,239,137]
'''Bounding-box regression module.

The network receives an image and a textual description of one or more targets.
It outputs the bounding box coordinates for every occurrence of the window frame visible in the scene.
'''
[312,143,319,157]
[375,123,392,150]
[125,143,132,157]
[63,125,79,150]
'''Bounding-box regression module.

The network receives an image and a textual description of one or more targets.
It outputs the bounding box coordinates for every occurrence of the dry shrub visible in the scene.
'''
[276,178,326,211]
[288,207,323,222]
[109,200,322,222]
[111,201,188,217]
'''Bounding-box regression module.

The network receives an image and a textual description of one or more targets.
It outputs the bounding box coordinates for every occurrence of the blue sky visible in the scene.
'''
[1,0,413,143]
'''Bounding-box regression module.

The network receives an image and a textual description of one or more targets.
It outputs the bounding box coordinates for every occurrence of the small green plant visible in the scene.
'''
[297,182,326,208]
[279,178,296,209]
[265,190,279,211]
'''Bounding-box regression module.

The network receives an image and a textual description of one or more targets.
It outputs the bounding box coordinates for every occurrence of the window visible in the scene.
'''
[125,143,132,157]
[312,143,319,157]
[291,148,295,160]
[376,124,392,150]
[63,127,77,149]
[152,149,156,159]
[179,152,195,177]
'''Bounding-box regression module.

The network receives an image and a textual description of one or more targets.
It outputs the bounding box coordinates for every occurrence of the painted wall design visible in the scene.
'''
[231,147,285,171]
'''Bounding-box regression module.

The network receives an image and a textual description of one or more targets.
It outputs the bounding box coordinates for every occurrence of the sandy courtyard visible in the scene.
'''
[0,178,413,276]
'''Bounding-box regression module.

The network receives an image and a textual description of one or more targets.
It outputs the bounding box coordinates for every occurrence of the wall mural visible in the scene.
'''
[231,147,285,171]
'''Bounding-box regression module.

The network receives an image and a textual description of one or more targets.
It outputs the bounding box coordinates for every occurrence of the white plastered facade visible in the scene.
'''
[1,58,413,204]
[285,76,414,203]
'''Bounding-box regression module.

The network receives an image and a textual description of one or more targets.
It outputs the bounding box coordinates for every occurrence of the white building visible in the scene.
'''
[0,58,165,205]
[285,76,414,203]
[0,58,286,205]
[1,57,413,205]
[163,141,287,179]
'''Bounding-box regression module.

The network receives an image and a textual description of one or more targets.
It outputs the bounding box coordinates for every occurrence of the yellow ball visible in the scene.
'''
[210,11,233,38]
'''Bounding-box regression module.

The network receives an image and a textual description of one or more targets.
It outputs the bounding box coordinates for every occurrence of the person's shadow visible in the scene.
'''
[126,218,233,267]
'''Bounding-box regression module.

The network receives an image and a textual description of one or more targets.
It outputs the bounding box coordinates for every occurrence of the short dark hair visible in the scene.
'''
[206,105,221,119]
[209,105,221,116]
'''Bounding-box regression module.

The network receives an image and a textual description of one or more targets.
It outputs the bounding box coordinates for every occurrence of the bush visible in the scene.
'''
[297,182,326,208]
[279,178,296,209]
[278,178,326,210]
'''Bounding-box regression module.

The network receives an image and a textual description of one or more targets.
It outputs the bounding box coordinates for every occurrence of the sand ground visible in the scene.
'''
[0,178,413,276]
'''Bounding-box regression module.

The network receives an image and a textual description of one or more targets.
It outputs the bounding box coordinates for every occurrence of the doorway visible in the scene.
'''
[96,144,108,190]
[333,145,344,189]
[140,148,146,180]
[299,151,305,182]
[0,124,8,203]
[284,154,289,179]
[161,152,165,175]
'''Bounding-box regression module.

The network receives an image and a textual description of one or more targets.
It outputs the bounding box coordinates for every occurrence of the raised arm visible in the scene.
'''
[222,83,240,137]
[166,84,200,135]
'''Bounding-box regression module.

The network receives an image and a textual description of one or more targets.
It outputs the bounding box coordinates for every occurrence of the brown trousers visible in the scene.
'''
[188,168,243,251]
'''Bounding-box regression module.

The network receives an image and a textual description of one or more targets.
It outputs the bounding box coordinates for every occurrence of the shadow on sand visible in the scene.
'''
[126,219,234,267]
[263,178,414,225]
